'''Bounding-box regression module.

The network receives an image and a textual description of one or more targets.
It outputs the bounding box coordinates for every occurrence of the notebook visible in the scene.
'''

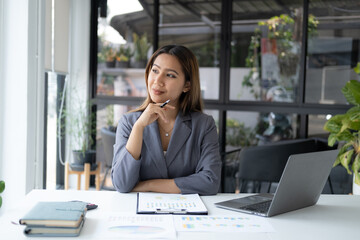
[19,201,88,227]
[215,149,339,217]
[23,218,85,237]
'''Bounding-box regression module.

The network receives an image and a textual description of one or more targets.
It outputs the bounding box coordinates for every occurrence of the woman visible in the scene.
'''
[111,45,221,195]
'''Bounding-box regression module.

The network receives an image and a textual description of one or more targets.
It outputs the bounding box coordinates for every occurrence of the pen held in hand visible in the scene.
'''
[160,99,170,108]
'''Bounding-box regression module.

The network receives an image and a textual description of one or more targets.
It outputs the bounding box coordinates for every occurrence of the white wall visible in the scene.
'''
[0,0,30,212]
[0,0,45,213]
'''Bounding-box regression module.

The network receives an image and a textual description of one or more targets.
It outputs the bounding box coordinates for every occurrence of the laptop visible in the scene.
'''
[215,149,339,217]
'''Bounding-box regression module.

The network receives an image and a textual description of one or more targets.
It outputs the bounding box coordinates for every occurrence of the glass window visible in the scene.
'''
[308,114,330,139]
[223,110,299,192]
[231,0,303,102]
[159,0,221,100]
[306,0,360,104]
[97,0,149,97]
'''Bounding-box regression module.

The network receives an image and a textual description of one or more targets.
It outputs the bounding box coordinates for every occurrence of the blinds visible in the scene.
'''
[44,0,70,74]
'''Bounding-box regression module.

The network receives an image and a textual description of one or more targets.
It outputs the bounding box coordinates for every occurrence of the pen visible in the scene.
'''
[160,99,170,108]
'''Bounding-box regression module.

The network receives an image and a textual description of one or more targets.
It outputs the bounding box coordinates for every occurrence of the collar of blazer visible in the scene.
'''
[143,111,192,178]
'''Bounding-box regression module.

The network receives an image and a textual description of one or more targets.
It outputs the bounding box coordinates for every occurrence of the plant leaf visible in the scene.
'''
[352,154,360,185]
[339,149,354,174]
[324,114,345,133]
[327,133,337,147]
[341,80,360,106]
[0,180,5,193]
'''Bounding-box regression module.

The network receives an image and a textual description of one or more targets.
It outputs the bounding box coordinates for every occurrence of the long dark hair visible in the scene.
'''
[132,45,203,114]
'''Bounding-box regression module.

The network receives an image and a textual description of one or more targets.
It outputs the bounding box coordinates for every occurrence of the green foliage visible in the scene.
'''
[106,105,115,127]
[133,33,151,62]
[0,180,5,208]
[243,13,319,97]
[116,45,133,62]
[98,43,116,63]
[60,98,96,155]
[226,119,258,147]
[324,79,360,185]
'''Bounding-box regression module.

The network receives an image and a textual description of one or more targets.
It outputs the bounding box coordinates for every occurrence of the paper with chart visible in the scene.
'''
[173,215,275,232]
[105,213,176,239]
[137,193,208,214]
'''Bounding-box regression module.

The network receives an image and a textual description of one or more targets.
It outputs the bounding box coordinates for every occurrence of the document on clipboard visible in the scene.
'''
[136,193,208,215]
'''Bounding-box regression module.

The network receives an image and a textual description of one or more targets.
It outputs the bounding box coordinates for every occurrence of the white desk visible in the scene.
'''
[1,190,359,239]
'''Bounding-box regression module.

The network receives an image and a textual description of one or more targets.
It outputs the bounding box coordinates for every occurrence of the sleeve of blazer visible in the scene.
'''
[111,114,141,193]
[174,115,222,195]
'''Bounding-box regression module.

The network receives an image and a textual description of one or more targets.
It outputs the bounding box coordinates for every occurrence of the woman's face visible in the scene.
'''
[148,53,190,106]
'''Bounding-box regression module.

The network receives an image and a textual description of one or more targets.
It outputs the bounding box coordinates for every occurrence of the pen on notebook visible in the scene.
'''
[160,99,170,108]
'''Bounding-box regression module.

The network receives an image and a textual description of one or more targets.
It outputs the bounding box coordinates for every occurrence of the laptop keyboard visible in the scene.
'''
[241,200,272,213]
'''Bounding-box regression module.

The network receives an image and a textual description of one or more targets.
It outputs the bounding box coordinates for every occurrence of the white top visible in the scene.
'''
[1,190,360,240]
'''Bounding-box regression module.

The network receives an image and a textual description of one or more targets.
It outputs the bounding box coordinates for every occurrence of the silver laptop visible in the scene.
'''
[215,149,339,217]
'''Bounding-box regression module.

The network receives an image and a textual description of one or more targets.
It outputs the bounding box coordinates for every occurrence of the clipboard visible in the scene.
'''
[136,192,208,215]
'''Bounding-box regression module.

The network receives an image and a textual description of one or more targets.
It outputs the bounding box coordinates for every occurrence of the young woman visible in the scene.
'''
[111,45,221,195]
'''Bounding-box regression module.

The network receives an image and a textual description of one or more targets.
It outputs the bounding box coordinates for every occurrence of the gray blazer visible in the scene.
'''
[111,111,222,195]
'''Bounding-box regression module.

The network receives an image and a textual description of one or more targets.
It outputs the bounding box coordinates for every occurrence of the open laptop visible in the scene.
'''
[215,149,339,217]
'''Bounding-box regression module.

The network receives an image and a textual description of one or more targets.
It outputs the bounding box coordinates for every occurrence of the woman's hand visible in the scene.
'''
[136,103,175,128]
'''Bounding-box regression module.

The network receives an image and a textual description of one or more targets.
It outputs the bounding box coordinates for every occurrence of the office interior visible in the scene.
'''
[1,0,360,212]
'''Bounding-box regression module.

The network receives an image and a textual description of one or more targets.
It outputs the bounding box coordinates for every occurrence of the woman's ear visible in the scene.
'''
[183,81,191,93]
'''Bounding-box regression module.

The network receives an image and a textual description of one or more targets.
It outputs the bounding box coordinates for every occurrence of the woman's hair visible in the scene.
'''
[132,45,203,114]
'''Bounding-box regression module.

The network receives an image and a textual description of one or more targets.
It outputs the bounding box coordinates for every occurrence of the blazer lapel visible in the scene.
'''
[165,112,191,167]
[143,121,169,178]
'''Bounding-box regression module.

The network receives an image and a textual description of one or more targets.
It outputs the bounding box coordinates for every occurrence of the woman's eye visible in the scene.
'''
[167,73,176,78]
[152,69,158,73]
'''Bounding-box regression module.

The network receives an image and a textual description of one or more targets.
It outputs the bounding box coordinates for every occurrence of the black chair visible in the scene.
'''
[235,139,319,193]
[100,127,116,190]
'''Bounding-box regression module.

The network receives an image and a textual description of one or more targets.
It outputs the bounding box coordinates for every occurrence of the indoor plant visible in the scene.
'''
[324,76,360,194]
[61,98,97,168]
[132,33,150,68]
[0,180,5,208]
[242,13,318,99]
[115,45,132,68]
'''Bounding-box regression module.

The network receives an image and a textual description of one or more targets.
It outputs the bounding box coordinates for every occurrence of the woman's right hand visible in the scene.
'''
[136,103,174,128]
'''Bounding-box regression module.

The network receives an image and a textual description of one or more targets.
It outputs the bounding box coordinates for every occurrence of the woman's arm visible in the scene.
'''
[174,116,222,195]
[132,179,181,193]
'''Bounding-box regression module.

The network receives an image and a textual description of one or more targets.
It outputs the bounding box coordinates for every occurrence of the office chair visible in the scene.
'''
[235,139,318,193]
[100,127,116,190]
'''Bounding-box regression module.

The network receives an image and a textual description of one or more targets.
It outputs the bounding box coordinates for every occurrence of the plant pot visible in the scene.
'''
[115,61,129,68]
[353,174,360,195]
[106,60,115,68]
[71,150,96,166]
[131,60,147,69]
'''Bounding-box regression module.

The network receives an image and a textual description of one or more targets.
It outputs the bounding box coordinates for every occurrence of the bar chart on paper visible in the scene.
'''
[137,193,208,214]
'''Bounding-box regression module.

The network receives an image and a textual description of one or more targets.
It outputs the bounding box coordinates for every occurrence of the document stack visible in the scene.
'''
[19,201,88,237]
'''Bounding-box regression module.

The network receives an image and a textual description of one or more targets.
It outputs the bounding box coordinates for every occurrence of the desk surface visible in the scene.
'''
[1,190,359,240]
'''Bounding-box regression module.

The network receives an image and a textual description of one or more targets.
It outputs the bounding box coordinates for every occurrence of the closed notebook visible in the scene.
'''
[23,218,85,237]
[19,201,87,227]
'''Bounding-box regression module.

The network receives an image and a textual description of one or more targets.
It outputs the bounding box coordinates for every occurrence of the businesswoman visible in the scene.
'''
[111,45,221,195]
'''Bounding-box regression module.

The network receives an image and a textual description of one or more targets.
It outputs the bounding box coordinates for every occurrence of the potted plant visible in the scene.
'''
[61,99,97,170]
[115,45,132,68]
[132,33,150,68]
[242,13,318,99]
[98,44,116,68]
[0,180,5,209]
[324,70,360,194]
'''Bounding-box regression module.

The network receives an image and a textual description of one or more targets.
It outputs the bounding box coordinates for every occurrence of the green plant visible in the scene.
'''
[0,180,5,208]
[324,78,360,186]
[226,119,258,147]
[242,13,319,97]
[116,45,132,62]
[61,98,96,155]
[133,33,150,62]
[98,44,116,63]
